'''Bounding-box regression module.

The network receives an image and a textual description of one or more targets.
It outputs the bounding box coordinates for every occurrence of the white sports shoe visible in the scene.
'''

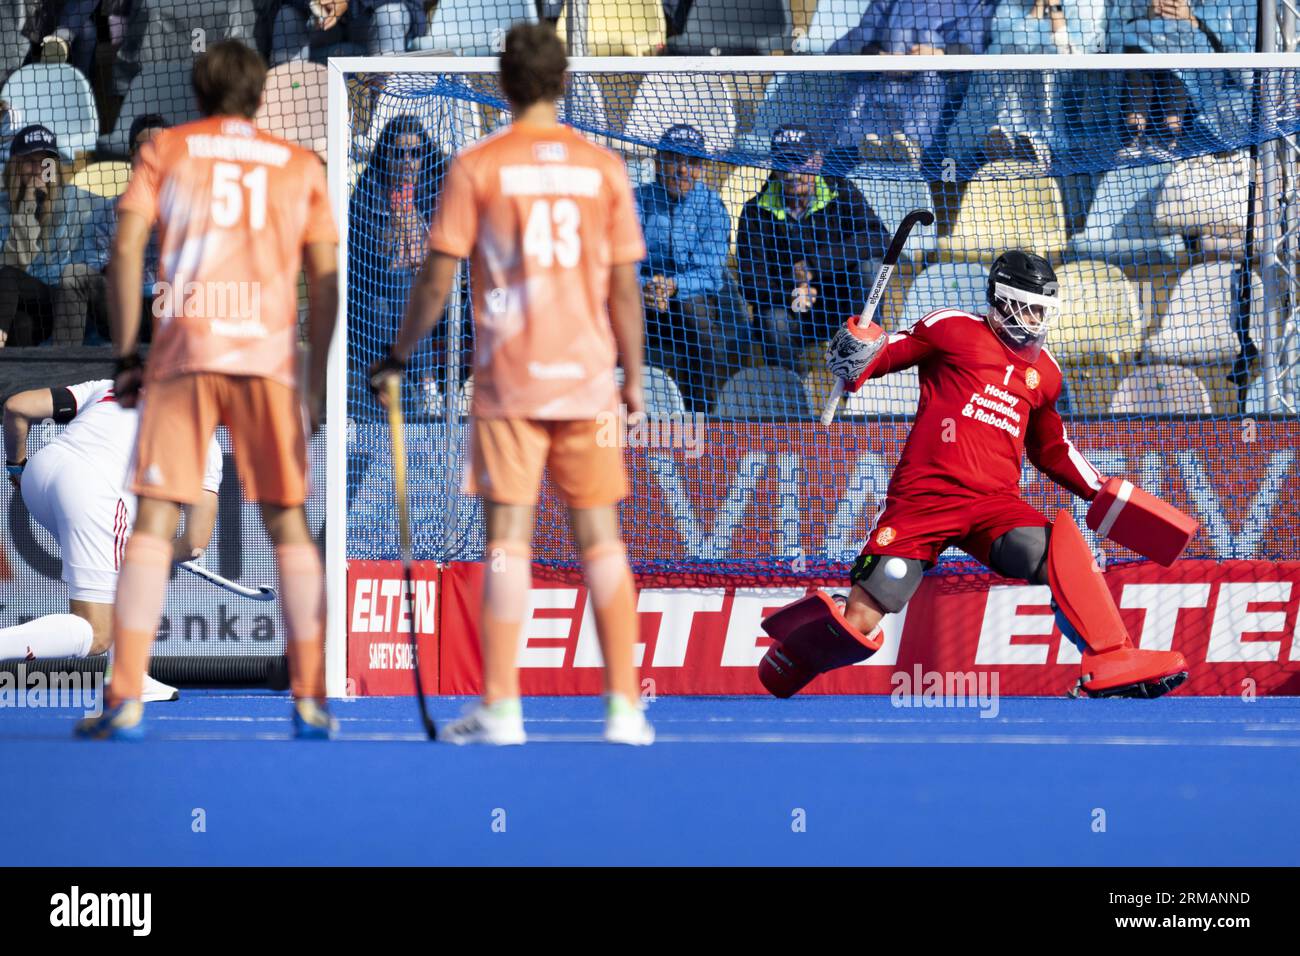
[104,659,179,703]
[604,695,654,746]
[141,673,180,703]
[440,700,526,745]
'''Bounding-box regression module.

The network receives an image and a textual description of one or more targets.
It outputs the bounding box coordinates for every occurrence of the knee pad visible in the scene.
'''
[988,525,1050,584]
[849,552,926,614]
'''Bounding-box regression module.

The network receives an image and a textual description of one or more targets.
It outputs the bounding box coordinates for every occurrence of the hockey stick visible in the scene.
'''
[178,560,276,602]
[384,376,437,741]
[820,208,935,425]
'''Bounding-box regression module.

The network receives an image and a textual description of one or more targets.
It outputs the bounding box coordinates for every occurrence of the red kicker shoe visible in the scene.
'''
[1075,646,1189,699]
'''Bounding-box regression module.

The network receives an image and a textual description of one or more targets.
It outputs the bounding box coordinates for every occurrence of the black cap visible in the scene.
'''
[10,125,59,161]
[657,123,705,155]
[770,124,820,166]
[128,113,170,149]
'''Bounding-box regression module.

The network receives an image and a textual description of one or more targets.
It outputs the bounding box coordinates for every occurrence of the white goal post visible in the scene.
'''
[323,51,1299,697]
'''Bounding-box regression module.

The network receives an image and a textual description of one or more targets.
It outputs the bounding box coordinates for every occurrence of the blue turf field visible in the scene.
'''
[3,691,1298,866]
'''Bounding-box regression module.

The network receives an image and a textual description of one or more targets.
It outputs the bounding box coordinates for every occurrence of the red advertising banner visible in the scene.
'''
[433,560,1300,697]
[524,421,1300,571]
[346,560,439,696]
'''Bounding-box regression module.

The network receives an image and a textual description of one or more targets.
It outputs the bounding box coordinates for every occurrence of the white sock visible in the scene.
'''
[0,614,94,661]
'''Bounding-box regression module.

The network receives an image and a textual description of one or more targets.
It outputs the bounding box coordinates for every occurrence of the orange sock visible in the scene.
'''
[582,541,639,701]
[481,540,531,702]
[276,543,325,700]
[109,533,173,703]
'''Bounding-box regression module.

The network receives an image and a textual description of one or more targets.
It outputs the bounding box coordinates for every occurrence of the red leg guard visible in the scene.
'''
[1047,509,1128,653]
[758,591,884,698]
[1049,510,1190,697]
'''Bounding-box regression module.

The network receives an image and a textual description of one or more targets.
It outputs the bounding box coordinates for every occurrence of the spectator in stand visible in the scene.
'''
[827,0,996,168]
[112,1,260,98]
[33,0,107,80]
[947,0,1108,171]
[270,0,425,64]
[0,125,112,347]
[1116,68,1190,162]
[1112,0,1252,145]
[736,125,890,372]
[634,124,731,414]
[58,112,171,349]
[347,113,450,418]
[1,0,32,86]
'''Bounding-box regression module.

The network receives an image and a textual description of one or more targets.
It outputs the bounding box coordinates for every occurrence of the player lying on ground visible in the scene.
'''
[3,379,221,702]
[75,40,340,740]
[370,23,654,745]
[760,250,1192,700]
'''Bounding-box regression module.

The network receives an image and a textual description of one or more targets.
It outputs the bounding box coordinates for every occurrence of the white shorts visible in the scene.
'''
[22,443,135,604]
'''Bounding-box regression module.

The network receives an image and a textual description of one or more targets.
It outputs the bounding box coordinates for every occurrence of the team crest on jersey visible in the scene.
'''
[1026,368,1040,390]
[875,526,897,547]
[534,142,567,162]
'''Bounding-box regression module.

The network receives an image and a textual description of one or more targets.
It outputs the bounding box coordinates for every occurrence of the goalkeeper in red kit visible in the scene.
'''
[759,250,1192,700]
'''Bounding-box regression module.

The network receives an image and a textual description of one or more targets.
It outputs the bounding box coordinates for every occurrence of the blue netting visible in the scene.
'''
[344,62,1300,576]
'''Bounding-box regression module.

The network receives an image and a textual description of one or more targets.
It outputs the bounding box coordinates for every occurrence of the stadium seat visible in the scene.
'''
[936,161,1068,262]
[557,0,667,56]
[1108,365,1213,415]
[616,366,689,419]
[412,0,538,56]
[257,62,327,160]
[713,367,813,420]
[900,262,988,321]
[1146,261,1260,366]
[100,60,201,157]
[0,64,99,159]
[68,161,132,199]
[841,365,920,417]
[719,165,770,253]
[623,73,737,156]
[739,71,853,156]
[798,0,875,54]
[1052,260,1143,364]
[1068,163,1184,267]
[1245,375,1299,415]
[667,0,793,55]
[848,165,938,254]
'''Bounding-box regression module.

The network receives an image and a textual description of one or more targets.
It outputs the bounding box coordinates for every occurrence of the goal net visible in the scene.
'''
[330,53,1300,596]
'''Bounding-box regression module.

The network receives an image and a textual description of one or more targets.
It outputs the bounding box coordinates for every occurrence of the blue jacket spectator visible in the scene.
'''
[826,0,996,164]
[1111,0,1252,145]
[633,124,734,413]
[947,0,1109,170]
[0,125,113,346]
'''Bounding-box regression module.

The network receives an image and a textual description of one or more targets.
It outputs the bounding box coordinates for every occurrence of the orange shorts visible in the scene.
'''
[465,417,627,508]
[133,373,308,506]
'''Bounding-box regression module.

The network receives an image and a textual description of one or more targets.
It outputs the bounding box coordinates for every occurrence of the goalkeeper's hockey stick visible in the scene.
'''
[820,208,936,425]
[178,560,276,602]
[384,376,437,741]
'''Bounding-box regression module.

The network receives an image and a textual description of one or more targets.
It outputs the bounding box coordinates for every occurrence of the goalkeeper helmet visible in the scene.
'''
[986,250,1059,362]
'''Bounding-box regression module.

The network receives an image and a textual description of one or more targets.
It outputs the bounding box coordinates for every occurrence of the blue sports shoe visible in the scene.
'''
[74,700,144,740]
[292,698,338,740]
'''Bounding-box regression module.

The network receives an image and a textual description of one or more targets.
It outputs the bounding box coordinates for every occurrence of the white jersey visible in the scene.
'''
[23,381,223,602]
[46,380,222,496]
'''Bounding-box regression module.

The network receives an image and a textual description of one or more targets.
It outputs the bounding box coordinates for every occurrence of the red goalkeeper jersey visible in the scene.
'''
[868,308,1103,501]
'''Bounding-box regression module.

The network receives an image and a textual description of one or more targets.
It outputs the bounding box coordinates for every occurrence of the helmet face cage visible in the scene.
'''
[988,281,1059,360]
